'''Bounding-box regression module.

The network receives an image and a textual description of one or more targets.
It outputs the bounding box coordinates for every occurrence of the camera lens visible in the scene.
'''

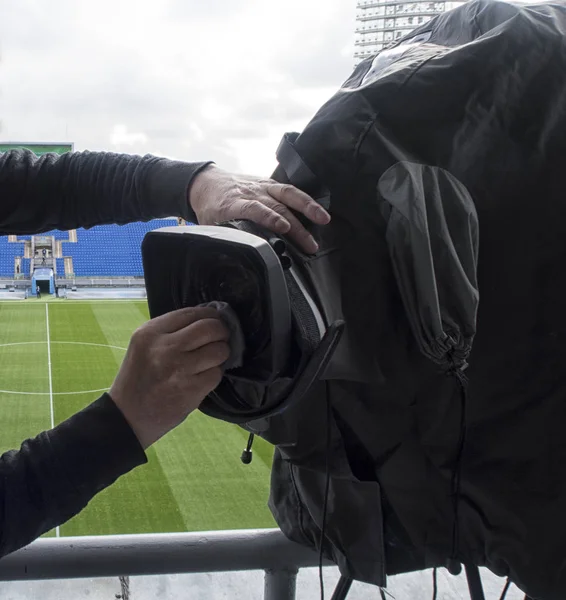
[180,249,269,358]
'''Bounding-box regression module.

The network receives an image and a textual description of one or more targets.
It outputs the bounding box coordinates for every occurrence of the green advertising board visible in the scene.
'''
[0,142,73,156]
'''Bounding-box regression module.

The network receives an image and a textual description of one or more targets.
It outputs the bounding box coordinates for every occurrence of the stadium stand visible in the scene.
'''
[0,219,181,278]
[67,219,178,276]
[0,237,24,277]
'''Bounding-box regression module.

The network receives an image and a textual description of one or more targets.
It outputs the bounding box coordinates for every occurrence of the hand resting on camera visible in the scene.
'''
[189,165,331,254]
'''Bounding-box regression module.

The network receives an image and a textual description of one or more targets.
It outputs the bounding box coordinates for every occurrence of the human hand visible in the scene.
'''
[188,165,331,254]
[109,307,230,449]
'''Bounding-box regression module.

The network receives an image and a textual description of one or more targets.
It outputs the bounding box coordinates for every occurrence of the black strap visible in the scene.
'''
[285,269,320,354]
[465,564,486,600]
[202,320,345,423]
[499,579,511,600]
[450,369,469,560]
[330,576,353,600]
[432,568,438,600]
[275,132,330,210]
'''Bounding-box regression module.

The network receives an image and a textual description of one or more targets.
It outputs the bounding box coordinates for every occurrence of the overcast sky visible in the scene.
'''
[0,0,356,175]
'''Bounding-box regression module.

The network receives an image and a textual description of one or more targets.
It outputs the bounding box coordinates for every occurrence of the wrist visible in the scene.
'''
[108,391,154,451]
[187,163,218,217]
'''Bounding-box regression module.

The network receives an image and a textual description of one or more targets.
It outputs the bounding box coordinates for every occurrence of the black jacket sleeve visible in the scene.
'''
[0,394,147,556]
[0,148,213,234]
[0,149,212,555]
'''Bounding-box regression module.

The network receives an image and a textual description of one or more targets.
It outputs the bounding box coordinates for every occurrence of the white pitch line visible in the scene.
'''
[45,305,54,431]
[45,304,60,538]
[0,340,126,397]
[0,388,111,396]
[0,341,127,351]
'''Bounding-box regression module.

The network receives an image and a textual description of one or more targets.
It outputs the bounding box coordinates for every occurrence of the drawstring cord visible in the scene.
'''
[240,433,255,464]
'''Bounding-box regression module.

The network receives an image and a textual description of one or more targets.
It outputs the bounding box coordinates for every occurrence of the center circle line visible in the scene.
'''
[0,340,127,395]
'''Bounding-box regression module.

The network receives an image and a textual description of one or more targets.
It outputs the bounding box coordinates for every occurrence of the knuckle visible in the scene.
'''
[131,325,150,347]
[279,183,296,200]
[241,200,269,221]
[245,199,263,213]
[240,201,256,217]
[170,369,188,392]
[270,202,288,216]
[237,183,254,197]
[149,351,165,373]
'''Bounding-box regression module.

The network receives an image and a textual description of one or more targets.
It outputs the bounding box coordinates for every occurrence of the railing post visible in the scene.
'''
[264,567,298,600]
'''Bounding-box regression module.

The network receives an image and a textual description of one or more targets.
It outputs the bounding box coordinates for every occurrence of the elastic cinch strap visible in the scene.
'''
[284,269,320,355]
[465,564,486,600]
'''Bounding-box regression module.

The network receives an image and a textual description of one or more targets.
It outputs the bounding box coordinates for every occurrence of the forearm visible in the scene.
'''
[0,393,146,557]
[0,149,212,234]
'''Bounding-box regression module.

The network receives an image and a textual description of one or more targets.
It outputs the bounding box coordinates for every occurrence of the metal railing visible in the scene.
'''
[0,529,332,600]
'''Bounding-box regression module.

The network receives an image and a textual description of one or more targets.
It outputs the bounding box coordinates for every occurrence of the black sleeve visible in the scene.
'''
[0,149,213,234]
[0,393,147,557]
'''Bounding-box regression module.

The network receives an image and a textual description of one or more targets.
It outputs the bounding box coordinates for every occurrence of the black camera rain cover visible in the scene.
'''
[182,1,566,598]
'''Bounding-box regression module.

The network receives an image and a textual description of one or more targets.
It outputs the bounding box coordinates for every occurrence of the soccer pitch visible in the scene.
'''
[0,299,275,538]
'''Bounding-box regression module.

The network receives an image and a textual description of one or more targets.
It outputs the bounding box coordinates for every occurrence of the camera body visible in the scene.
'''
[142,220,343,423]
[142,223,293,384]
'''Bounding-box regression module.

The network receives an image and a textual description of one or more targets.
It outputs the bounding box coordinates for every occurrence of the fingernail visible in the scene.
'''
[307,237,319,253]
[314,206,331,223]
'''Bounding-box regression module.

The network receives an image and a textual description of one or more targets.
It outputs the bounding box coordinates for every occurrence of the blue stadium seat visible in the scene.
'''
[0,238,25,276]
[55,258,65,277]
[67,220,180,276]
[0,220,190,277]
[21,258,31,275]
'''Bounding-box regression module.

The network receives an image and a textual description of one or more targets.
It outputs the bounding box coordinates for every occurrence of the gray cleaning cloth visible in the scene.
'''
[198,301,246,370]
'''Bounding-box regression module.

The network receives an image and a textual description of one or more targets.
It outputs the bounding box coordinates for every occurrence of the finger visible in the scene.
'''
[185,341,231,375]
[229,198,291,235]
[191,366,224,396]
[263,199,321,254]
[169,318,230,351]
[266,183,331,225]
[146,307,222,335]
[230,197,319,254]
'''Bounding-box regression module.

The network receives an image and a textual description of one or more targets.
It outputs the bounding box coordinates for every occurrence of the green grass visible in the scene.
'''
[0,300,275,537]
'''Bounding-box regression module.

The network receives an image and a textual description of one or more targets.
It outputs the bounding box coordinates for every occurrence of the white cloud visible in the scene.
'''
[110,125,148,147]
[0,0,356,176]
